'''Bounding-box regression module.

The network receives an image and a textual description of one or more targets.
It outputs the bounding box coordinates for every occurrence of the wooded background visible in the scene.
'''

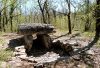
[0,0,99,36]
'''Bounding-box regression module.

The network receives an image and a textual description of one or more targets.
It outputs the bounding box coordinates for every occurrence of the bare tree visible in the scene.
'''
[37,0,46,23]
[44,0,50,24]
[52,9,57,23]
[66,0,72,34]
[37,0,51,24]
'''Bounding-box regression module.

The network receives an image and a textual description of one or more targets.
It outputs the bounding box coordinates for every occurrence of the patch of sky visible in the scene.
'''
[21,0,95,14]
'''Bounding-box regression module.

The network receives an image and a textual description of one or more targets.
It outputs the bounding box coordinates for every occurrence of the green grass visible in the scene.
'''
[0,49,13,61]
[0,32,5,36]
[0,39,5,45]
[82,31,100,47]
[0,61,11,68]
[82,31,95,38]
[95,39,100,47]
[0,32,13,62]
[52,16,68,31]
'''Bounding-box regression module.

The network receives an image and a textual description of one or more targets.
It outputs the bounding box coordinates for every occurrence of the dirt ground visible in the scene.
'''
[0,32,100,68]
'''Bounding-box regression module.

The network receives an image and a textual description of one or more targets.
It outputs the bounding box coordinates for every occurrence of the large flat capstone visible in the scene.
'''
[17,23,55,35]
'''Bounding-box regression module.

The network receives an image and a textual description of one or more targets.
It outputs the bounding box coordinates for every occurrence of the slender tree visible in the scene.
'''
[9,0,17,32]
[84,0,91,31]
[37,0,46,23]
[44,0,50,24]
[66,0,72,34]
[52,9,56,23]
[2,0,8,32]
[0,10,1,31]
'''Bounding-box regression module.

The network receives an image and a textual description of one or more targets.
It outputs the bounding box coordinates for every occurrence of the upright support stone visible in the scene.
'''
[24,35,33,55]
[36,33,52,49]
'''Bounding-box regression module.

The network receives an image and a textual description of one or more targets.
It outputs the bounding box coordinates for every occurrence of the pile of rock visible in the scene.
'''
[11,46,60,67]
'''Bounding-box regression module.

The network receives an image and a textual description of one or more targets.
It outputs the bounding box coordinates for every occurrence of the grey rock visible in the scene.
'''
[15,46,24,52]
[72,55,81,61]
[17,23,55,35]
[86,50,95,55]
[77,64,86,68]
[18,54,27,59]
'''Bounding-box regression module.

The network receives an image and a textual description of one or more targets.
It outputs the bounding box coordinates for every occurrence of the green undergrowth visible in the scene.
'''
[0,49,13,61]
[82,31,100,47]
[82,31,95,38]
[95,39,100,48]
[0,39,5,45]
[0,32,13,62]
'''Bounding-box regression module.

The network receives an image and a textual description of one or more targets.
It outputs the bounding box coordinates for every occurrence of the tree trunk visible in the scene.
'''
[0,11,2,31]
[2,16,6,32]
[9,0,16,32]
[41,11,46,23]
[68,13,71,34]
[38,0,46,24]
[9,8,13,32]
[66,0,72,34]
[52,9,56,23]
[96,0,100,36]
[44,0,50,24]
[84,0,91,31]
[10,16,13,32]
[85,18,91,31]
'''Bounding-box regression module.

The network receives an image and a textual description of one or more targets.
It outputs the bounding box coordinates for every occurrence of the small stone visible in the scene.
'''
[15,46,24,52]
[19,49,25,53]
[11,57,16,60]
[18,54,27,59]
[33,60,37,63]
[8,61,16,68]
[14,52,26,56]
[86,50,95,55]
[28,58,34,62]
[16,63,22,67]
[34,64,44,68]
[74,48,78,51]
[69,40,77,45]
[73,55,81,61]
[77,63,86,68]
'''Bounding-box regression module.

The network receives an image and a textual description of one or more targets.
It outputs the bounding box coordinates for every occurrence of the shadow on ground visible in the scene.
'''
[8,37,25,50]
[8,35,72,57]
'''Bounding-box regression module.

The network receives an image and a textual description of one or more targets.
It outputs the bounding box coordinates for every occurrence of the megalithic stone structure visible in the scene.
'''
[17,23,55,56]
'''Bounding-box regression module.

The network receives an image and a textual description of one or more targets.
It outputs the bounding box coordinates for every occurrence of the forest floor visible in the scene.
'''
[0,31,100,68]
